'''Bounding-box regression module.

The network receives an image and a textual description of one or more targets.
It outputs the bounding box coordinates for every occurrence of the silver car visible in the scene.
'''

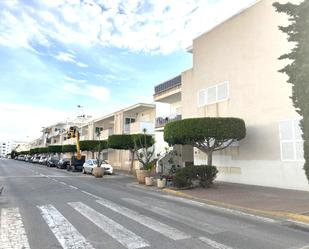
[82,159,113,175]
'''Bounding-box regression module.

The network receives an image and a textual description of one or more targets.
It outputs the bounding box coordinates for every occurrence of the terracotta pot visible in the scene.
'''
[145,177,153,186]
[157,179,166,189]
[93,166,104,178]
[136,169,150,184]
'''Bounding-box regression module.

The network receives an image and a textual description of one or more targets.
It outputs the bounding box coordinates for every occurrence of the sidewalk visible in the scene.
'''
[162,181,309,223]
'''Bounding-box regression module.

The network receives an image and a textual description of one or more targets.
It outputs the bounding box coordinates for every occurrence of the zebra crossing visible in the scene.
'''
[0,197,240,249]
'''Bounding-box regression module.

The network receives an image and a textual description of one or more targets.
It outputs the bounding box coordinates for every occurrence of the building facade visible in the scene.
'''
[154,0,308,190]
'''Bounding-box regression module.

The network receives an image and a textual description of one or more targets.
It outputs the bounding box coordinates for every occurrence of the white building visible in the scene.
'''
[0,140,27,157]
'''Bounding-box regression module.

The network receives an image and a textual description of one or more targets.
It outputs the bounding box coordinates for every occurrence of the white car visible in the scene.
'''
[82,159,113,175]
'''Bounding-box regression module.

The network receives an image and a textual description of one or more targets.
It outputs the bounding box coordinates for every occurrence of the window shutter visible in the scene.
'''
[217,82,228,101]
[281,142,294,161]
[207,86,217,104]
[279,120,293,140]
[198,90,206,106]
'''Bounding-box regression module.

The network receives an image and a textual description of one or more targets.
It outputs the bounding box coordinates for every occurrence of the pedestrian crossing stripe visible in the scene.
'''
[0,200,240,249]
[0,207,31,249]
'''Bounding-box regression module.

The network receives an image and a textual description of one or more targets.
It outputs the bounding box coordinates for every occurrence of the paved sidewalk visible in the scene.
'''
[178,182,309,215]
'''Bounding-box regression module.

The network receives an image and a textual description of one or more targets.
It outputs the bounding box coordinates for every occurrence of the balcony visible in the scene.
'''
[154,75,181,95]
[124,122,154,134]
[155,114,182,128]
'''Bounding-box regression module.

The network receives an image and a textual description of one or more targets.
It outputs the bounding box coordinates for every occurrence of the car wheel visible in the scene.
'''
[82,167,86,174]
[91,169,93,175]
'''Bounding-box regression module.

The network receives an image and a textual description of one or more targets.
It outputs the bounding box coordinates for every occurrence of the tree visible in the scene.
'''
[37,147,48,154]
[62,145,77,153]
[273,1,309,181]
[11,150,19,159]
[48,145,62,158]
[108,134,154,172]
[80,140,108,162]
[164,117,246,165]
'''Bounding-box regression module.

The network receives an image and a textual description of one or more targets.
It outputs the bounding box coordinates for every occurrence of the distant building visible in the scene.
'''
[0,140,27,157]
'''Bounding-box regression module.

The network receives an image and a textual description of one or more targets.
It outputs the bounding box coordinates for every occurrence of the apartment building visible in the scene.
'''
[155,0,307,191]
[154,76,194,168]
[0,140,27,157]
[78,103,156,171]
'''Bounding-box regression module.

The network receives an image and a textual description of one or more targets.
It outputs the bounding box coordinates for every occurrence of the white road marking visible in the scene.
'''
[69,202,149,249]
[0,208,31,249]
[96,198,191,240]
[122,198,223,234]
[81,190,101,199]
[59,181,67,186]
[69,185,79,190]
[199,237,234,249]
[38,204,94,249]
[161,195,275,223]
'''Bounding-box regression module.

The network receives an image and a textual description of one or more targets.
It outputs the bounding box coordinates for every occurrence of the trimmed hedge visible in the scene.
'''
[164,117,246,145]
[62,144,77,153]
[48,145,62,153]
[108,134,154,151]
[173,165,218,188]
[80,140,107,152]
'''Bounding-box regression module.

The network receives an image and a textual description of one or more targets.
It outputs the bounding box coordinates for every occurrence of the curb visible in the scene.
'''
[161,188,309,225]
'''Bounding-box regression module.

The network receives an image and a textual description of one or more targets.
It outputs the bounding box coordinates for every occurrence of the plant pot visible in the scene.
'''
[93,166,104,178]
[136,169,150,184]
[145,177,153,186]
[157,178,166,189]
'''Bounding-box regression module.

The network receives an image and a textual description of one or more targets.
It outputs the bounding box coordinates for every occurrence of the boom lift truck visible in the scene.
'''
[66,126,85,171]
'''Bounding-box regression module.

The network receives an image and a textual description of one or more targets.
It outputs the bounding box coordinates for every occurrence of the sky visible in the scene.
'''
[0,0,256,141]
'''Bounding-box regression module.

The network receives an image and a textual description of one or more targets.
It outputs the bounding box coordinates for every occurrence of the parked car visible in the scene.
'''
[47,157,59,167]
[32,155,41,164]
[82,159,113,175]
[17,155,25,161]
[25,155,31,162]
[38,156,47,164]
[57,158,70,169]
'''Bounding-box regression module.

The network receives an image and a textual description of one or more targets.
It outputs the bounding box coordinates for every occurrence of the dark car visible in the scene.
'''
[57,158,70,169]
[47,157,59,167]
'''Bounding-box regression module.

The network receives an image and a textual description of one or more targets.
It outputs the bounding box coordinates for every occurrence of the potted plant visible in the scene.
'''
[157,175,166,189]
[134,129,155,184]
[92,131,106,178]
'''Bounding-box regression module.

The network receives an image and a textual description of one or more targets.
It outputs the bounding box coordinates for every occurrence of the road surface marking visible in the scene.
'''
[96,198,191,240]
[81,190,101,199]
[161,195,275,223]
[59,181,67,186]
[122,198,223,234]
[69,185,79,190]
[38,204,94,249]
[0,208,31,249]
[69,202,149,249]
[199,237,234,249]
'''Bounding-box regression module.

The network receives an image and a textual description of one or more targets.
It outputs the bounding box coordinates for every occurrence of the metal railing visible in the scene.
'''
[154,75,181,94]
[155,115,182,128]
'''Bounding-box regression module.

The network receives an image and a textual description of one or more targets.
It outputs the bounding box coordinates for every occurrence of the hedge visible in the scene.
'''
[164,117,246,145]
[62,144,77,153]
[108,134,154,151]
[48,145,62,153]
[79,140,108,152]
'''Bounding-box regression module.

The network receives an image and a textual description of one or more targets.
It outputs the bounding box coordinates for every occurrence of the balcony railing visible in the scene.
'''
[154,75,181,95]
[155,115,182,128]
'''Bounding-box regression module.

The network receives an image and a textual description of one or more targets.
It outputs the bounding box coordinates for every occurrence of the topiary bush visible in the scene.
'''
[172,165,218,189]
[164,117,246,165]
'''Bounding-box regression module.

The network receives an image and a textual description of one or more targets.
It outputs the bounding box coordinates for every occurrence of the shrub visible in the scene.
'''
[172,165,218,188]
[62,144,77,153]
[48,145,62,154]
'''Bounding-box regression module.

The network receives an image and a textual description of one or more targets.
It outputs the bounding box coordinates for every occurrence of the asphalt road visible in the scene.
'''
[1,158,309,249]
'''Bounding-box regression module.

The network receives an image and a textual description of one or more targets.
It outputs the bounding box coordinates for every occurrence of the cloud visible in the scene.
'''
[0,0,257,54]
[0,102,70,140]
[54,51,89,67]
[63,82,110,101]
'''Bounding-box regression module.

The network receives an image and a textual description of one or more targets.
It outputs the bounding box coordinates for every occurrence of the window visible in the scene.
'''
[279,119,304,161]
[198,81,229,106]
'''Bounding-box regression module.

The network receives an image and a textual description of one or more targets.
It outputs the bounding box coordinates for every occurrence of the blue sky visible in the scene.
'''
[0,0,255,141]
